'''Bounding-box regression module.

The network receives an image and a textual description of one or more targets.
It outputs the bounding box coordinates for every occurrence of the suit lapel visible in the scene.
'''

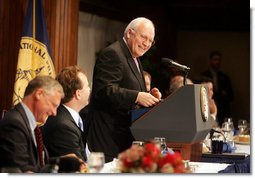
[15,103,32,135]
[127,57,146,91]
[119,39,146,91]
[59,104,86,160]
[59,104,84,132]
[137,58,146,91]
[15,103,40,165]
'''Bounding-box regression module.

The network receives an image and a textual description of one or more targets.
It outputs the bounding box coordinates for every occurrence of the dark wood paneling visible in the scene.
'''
[0,0,26,113]
[0,0,79,112]
[44,0,79,73]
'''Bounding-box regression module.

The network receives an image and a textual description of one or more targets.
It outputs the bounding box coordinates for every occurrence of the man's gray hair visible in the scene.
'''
[124,17,155,36]
[24,75,64,97]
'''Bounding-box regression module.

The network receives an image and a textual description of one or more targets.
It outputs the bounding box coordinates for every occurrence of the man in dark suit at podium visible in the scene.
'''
[87,17,161,162]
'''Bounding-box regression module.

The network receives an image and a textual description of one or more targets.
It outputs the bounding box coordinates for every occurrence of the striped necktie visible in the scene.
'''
[78,117,84,132]
[34,126,44,167]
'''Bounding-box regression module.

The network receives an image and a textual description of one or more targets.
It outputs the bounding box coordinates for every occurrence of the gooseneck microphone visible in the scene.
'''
[162,58,190,72]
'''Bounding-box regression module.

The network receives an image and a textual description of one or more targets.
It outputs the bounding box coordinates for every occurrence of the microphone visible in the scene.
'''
[162,58,190,72]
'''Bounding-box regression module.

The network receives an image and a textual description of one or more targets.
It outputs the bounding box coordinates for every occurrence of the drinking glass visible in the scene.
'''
[222,121,234,141]
[154,137,167,151]
[132,141,144,147]
[88,152,105,173]
[224,117,233,123]
[238,120,248,135]
[222,119,236,150]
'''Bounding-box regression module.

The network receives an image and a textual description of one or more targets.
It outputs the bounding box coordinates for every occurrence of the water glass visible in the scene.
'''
[154,137,167,151]
[88,152,105,173]
[132,141,144,147]
[238,120,247,135]
[222,121,234,141]
[183,160,190,169]
[222,118,234,131]
[224,117,233,123]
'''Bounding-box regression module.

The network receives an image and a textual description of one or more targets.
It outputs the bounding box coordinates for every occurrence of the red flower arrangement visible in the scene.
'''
[118,142,189,173]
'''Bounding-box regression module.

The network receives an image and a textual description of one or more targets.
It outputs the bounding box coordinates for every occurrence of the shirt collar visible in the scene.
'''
[20,102,37,131]
[62,104,81,126]
[123,37,135,58]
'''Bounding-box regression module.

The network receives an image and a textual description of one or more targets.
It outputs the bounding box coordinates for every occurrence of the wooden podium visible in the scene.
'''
[130,84,212,161]
[167,142,202,161]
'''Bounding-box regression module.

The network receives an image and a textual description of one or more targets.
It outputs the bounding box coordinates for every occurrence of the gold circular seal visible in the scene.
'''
[200,86,209,122]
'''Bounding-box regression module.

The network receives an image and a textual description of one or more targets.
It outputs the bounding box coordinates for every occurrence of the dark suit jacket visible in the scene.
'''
[0,103,44,172]
[87,39,147,162]
[42,104,87,161]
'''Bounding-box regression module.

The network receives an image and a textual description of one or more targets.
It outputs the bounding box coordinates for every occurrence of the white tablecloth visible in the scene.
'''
[101,159,230,173]
[99,143,250,174]
[235,143,250,155]
[189,162,229,173]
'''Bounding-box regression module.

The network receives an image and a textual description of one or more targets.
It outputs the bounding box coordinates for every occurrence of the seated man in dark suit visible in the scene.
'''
[43,66,90,162]
[0,76,82,172]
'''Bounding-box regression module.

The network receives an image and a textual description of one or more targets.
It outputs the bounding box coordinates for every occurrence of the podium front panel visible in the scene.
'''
[131,84,211,143]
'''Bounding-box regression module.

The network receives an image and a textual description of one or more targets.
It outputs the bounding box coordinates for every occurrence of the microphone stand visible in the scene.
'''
[162,58,191,86]
[183,70,189,86]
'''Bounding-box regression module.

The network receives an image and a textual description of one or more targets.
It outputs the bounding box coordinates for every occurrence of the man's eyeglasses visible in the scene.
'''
[131,28,155,46]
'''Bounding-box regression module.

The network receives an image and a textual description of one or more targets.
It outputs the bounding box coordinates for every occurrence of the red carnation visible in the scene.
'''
[118,142,188,173]
[144,143,161,160]
[123,158,134,168]
[164,152,182,165]
[141,156,153,168]
[157,156,168,168]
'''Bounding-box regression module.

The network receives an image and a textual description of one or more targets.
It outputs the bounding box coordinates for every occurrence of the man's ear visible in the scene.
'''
[74,89,81,100]
[126,29,132,39]
[34,88,44,100]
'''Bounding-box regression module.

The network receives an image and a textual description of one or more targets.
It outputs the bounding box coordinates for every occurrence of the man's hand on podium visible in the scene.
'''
[135,92,160,107]
[150,87,162,100]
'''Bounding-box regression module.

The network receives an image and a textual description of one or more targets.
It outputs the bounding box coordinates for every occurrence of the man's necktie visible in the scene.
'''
[78,117,84,132]
[34,126,44,167]
[134,58,140,72]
